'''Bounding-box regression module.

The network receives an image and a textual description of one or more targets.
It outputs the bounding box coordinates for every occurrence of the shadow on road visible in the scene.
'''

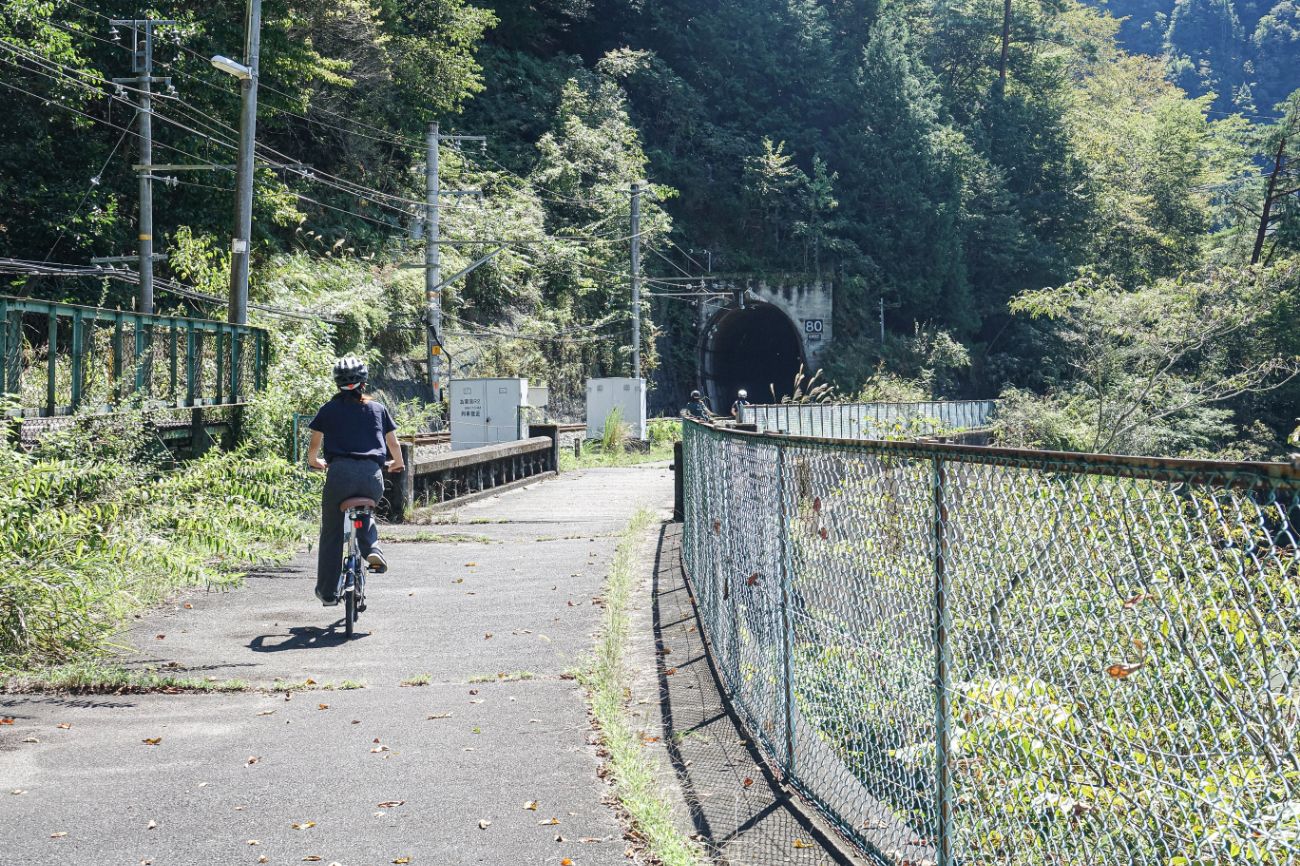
[650,523,862,865]
[248,623,366,652]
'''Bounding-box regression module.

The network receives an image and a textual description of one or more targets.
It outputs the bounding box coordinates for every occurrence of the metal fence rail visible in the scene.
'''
[681,420,1300,865]
[0,295,267,417]
[739,400,997,439]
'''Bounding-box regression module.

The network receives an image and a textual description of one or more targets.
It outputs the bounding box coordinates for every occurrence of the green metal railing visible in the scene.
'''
[0,295,267,417]
[681,419,1300,865]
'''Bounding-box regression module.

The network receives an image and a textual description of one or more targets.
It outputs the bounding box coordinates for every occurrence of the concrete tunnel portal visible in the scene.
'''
[700,302,806,411]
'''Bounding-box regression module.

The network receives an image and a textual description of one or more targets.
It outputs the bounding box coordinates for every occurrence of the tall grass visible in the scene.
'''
[0,416,319,669]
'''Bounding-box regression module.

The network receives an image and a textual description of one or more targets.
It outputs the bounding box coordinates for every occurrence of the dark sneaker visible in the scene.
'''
[366,548,388,574]
[356,596,368,613]
[315,587,339,606]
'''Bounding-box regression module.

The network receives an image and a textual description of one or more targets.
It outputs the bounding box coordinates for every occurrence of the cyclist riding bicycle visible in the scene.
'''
[305,357,405,605]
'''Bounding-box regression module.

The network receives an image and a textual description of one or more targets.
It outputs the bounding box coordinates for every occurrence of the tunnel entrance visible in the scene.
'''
[700,303,805,410]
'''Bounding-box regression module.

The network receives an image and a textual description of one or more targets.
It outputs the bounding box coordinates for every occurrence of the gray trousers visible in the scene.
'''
[316,457,384,596]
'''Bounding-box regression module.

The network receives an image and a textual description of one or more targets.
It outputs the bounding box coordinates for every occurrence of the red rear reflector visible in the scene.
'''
[353,519,364,529]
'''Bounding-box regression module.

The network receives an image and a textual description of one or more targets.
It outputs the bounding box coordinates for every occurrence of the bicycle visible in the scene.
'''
[335,496,377,639]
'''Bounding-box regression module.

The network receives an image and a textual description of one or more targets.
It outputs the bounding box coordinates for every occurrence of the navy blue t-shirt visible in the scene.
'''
[308,397,397,465]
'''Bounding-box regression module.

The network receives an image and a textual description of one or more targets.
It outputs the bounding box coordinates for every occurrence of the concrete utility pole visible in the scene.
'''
[110,17,175,315]
[426,122,441,397]
[226,0,262,327]
[423,124,485,399]
[630,181,642,379]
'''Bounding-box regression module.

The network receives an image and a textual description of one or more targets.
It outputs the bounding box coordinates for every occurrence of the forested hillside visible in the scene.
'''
[3,0,1300,456]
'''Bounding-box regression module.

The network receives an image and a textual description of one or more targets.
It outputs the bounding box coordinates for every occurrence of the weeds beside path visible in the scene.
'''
[581,507,705,866]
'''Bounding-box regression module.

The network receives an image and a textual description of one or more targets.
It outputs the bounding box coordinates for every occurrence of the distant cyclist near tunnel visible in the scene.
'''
[305,357,405,605]
[682,389,714,421]
[730,388,749,419]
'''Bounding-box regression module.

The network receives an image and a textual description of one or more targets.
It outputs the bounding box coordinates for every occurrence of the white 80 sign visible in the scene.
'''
[804,319,824,333]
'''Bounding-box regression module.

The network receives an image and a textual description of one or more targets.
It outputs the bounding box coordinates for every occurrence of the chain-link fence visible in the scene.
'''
[681,419,1300,865]
[738,400,997,439]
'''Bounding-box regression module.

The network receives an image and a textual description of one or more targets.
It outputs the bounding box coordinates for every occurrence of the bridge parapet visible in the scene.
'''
[680,418,1300,864]
[738,399,997,439]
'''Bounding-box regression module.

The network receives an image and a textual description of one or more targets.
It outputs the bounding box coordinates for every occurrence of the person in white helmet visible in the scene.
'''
[730,388,750,419]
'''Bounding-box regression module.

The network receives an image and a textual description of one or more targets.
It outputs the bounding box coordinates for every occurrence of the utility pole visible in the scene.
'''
[426,122,441,398]
[110,17,175,315]
[227,0,262,326]
[879,297,885,347]
[630,181,642,379]
[423,123,484,399]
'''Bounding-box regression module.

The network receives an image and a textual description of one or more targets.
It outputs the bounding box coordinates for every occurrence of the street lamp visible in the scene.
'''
[209,55,252,80]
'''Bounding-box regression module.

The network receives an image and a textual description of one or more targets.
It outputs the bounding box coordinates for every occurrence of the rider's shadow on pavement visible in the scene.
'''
[248,624,366,652]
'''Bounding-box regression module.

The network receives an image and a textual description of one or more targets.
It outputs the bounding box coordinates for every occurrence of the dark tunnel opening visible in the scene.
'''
[700,303,805,411]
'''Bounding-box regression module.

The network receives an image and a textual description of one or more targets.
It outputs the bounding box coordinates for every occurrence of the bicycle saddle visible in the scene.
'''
[339,497,377,512]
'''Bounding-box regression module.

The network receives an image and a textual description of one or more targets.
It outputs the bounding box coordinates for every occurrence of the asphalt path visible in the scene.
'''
[0,466,673,866]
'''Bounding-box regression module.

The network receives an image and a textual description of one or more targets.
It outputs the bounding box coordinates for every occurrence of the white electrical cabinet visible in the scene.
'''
[450,378,529,451]
[586,377,647,441]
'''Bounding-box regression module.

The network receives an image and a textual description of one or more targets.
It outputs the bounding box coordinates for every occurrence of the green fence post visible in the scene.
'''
[45,310,57,415]
[185,323,196,406]
[70,311,83,410]
[168,323,178,404]
[0,298,9,399]
[776,441,797,780]
[932,455,952,866]
[230,329,242,403]
[214,329,224,406]
[133,314,146,396]
[111,313,123,404]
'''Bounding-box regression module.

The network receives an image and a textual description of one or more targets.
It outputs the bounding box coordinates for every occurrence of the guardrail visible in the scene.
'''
[0,295,266,417]
[739,400,997,439]
[387,429,560,521]
[681,419,1300,866]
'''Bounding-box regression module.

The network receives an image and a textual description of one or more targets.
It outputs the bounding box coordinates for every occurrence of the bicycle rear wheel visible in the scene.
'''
[344,586,356,638]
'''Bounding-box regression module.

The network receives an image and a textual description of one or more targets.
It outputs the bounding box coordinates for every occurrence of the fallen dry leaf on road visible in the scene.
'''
[257,710,275,716]
[183,603,193,609]
[378,801,405,808]
[562,860,573,866]
[664,668,677,676]
[292,821,316,830]
[792,839,811,849]
[524,800,538,810]
[142,737,161,746]
[305,678,317,685]
[394,859,412,865]
[371,745,390,753]
[317,704,329,710]
[427,712,453,720]
[50,832,67,838]
[147,820,157,830]
[578,837,600,843]
[0,717,12,725]
[302,857,322,863]
[246,756,260,765]
[743,777,754,788]
[11,789,26,795]
[478,819,491,830]
[484,632,493,640]
[155,634,165,640]
[56,723,71,729]
[22,737,39,743]
[258,858,267,864]
[246,840,260,845]
[539,818,560,825]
